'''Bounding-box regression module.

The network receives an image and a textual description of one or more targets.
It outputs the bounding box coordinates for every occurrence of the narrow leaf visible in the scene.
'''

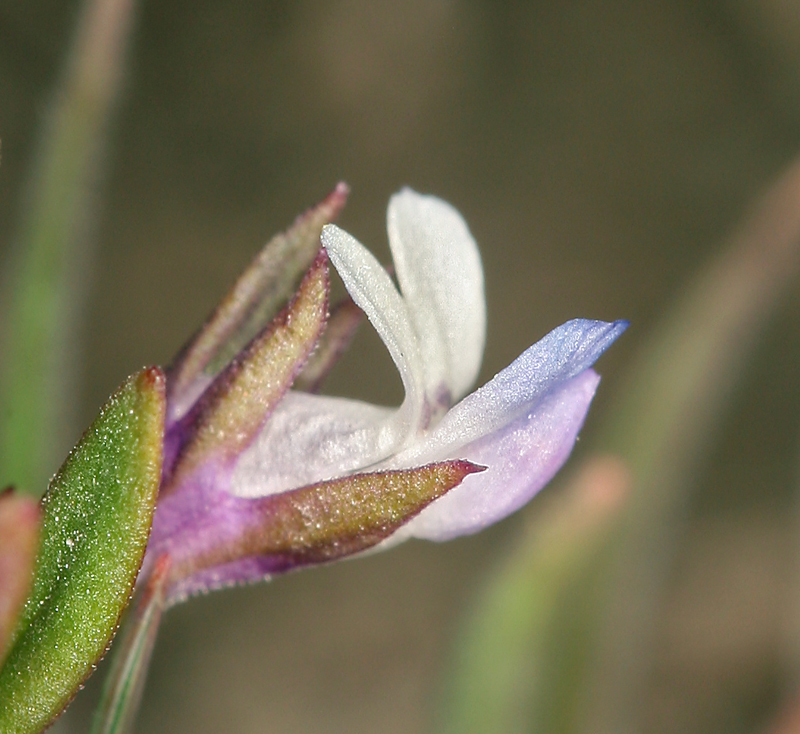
[294,296,362,392]
[165,460,485,601]
[438,457,628,734]
[441,156,800,734]
[245,460,486,564]
[581,153,800,734]
[0,367,165,734]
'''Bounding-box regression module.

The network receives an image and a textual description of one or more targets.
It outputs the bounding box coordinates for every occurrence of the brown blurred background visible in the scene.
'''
[2,1,800,732]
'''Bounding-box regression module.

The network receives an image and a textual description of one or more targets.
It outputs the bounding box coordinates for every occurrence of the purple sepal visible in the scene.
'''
[146,458,482,602]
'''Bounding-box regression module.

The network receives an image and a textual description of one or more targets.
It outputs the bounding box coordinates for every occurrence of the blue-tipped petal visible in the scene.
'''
[387,319,628,541]
[396,318,628,462]
[396,370,602,541]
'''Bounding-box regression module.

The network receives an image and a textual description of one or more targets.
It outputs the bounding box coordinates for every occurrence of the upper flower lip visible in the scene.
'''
[145,185,627,601]
[224,189,490,501]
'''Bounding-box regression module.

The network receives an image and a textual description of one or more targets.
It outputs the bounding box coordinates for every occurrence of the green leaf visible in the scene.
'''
[294,296,362,393]
[164,250,329,494]
[0,367,165,734]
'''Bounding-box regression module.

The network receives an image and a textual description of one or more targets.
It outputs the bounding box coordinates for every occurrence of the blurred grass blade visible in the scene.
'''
[439,155,800,734]
[90,555,170,734]
[579,156,800,734]
[0,0,139,494]
[438,458,629,734]
[0,491,41,665]
[0,368,165,734]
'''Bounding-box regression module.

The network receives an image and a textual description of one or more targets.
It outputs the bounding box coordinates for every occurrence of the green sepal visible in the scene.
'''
[164,250,329,494]
[0,367,166,734]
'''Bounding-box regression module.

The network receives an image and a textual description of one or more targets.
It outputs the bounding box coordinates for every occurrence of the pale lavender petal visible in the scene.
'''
[387,189,486,403]
[229,392,394,498]
[394,318,628,465]
[395,369,601,541]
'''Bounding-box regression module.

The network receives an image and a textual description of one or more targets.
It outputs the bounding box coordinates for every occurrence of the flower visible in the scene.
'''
[144,185,627,603]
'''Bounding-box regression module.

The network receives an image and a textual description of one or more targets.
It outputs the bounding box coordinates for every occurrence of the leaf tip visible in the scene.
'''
[136,365,166,393]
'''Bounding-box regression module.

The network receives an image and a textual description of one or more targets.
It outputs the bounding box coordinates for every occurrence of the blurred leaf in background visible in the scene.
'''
[439,456,630,734]
[440,153,800,734]
[0,0,138,495]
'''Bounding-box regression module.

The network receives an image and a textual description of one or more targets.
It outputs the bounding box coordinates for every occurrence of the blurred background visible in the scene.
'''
[2,1,800,732]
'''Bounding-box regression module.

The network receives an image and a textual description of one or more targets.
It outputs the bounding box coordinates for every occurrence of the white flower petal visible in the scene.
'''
[322,224,425,435]
[387,189,486,403]
[396,369,601,541]
[229,392,393,498]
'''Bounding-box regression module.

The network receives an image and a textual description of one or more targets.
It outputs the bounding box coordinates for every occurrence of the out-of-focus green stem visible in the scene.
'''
[581,157,800,734]
[438,155,800,734]
[90,556,169,734]
[0,0,137,494]
[438,458,629,734]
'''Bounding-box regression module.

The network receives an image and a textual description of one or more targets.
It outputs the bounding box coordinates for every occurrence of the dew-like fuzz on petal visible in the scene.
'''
[395,319,628,464]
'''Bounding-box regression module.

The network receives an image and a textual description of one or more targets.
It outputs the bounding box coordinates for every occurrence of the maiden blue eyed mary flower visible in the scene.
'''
[143,185,627,604]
